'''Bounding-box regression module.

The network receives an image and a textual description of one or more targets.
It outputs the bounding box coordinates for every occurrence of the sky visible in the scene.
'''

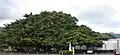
[1,0,120,34]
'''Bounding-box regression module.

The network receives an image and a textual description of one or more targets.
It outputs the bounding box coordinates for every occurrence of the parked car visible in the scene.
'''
[87,50,93,54]
[114,49,120,55]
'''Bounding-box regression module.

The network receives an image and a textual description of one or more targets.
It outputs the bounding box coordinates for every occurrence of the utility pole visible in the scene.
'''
[117,40,119,53]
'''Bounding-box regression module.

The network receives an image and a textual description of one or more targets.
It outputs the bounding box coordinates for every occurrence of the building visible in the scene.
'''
[98,39,120,50]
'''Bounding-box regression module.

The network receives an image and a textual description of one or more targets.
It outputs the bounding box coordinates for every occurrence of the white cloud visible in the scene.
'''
[1,0,120,33]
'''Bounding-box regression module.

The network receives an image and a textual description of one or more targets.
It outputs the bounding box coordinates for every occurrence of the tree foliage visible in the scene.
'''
[1,11,112,48]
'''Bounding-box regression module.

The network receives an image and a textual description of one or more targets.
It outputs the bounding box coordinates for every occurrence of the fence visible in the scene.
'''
[0,51,114,55]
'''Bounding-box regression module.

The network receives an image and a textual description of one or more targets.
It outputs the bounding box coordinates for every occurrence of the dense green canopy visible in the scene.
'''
[0,11,112,48]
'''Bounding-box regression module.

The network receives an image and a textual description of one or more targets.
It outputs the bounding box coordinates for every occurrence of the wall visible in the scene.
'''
[99,39,120,50]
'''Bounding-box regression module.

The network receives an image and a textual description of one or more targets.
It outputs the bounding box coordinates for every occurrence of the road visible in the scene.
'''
[0,52,114,55]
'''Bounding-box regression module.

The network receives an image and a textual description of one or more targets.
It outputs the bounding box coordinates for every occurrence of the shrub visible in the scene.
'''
[59,50,73,55]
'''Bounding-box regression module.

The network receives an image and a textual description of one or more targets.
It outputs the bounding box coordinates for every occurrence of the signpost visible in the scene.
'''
[69,42,75,55]
[69,43,72,51]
